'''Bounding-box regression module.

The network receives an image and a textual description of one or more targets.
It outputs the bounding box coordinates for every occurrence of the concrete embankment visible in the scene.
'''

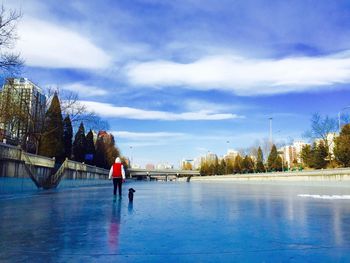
[190,168,350,182]
[0,142,109,194]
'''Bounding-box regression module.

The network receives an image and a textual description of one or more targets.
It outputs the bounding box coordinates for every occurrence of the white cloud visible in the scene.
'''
[80,101,242,121]
[184,99,246,112]
[118,141,168,148]
[113,131,189,148]
[113,131,185,140]
[125,51,350,95]
[16,17,111,69]
[63,83,108,97]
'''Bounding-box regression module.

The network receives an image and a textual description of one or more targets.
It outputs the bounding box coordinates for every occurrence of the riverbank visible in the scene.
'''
[190,168,350,183]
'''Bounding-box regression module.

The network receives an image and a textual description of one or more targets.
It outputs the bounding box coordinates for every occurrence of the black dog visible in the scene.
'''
[128,188,136,202]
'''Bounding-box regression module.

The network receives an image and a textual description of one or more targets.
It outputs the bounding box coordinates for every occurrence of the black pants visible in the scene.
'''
[113,178,123,196]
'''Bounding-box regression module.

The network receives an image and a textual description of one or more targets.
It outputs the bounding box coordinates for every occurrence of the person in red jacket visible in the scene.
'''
[109,157,126,198]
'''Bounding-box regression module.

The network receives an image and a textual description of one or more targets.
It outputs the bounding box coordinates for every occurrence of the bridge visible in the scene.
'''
[127,168,200,181]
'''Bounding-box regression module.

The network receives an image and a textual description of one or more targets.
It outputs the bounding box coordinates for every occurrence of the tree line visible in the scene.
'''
[300,123,350,169]
[201,113,350,176]
[38,93,125,169]
[200,145,285,176]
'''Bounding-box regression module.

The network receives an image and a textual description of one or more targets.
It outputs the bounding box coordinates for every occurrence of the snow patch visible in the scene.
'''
[298,194,350,200]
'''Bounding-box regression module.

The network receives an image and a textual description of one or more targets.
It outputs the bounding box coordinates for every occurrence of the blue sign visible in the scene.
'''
[85,154,94,161]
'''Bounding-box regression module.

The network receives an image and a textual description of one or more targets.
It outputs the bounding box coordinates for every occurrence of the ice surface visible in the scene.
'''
[1,181,350,262]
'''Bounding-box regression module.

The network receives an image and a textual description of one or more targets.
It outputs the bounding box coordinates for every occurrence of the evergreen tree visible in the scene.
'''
[209,163,215,175]
[233,155,243,174]
[214,156,219,175]
[63,115,73,159]
[226,158,234,174]
[218,159,226,175]
[105,135,120,167]
[292,158,299,169]
[300,144,313,168]
[276,156,283,171]
[334,124,350,167]
[267,144,282,171]
[93,133,121,169]
[72,122,87,162]
[313,141,328,169]
[85,129,96,165]
[242,155,255,173]
[38,93,64,162]
[256,146,265,172]
[200,161,209,176]
[95,137,108,168]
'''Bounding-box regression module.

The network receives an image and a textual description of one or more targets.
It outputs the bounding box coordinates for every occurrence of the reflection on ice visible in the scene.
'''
[108,200,121,251]
[0,181,350,262]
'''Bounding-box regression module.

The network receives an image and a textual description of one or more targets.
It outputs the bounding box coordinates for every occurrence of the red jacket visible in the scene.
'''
[112,163,122,178]
[109,158,125,179]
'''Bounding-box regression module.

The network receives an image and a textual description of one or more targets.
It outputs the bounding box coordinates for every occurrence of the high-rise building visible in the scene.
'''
[224,149,238,162]
[206,151,218,163]
[146,163,155,170]
[0,78,46,147]
[156,163,173,170]
[181,159,194,170]
[193,157,201,169]
[97,130,116,146]
[278,140,308,168]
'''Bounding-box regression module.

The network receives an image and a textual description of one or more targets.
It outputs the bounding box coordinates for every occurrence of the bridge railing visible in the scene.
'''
[0,142,56,168]
[22,152,55,168]
[0,142,22,160]
[128,168,199,174]
[0,142,110,191]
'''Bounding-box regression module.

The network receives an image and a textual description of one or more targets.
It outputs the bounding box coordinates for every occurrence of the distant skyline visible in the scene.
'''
[4,0,350,167]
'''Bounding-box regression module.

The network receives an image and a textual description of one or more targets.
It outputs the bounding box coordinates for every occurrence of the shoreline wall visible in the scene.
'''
[0,142,109,194]
[191,171,350,182]
[191,169,350,182]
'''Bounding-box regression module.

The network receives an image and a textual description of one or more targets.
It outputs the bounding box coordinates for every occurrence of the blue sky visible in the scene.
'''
[4,0,350,167]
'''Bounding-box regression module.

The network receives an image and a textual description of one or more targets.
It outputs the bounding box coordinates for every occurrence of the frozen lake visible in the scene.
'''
[1,181,350,262]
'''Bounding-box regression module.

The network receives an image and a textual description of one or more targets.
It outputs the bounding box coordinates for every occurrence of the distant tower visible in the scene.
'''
[269,117,273,149]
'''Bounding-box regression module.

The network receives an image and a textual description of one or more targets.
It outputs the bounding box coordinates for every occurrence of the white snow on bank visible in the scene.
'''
[298,194,350,200]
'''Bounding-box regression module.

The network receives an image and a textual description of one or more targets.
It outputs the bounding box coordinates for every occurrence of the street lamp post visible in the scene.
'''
[129,146,133,168]
[269,117,273,150]
[338,106,350,132]
[226,140,230,175]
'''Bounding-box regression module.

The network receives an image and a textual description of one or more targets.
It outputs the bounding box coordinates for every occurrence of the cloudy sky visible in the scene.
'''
[4,0,350,167]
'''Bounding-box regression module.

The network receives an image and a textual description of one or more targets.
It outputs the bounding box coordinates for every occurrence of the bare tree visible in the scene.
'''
[251,138,275,161]
[340,113,350,128]
[0,5,23,76]
[0,5,24,143]
[237,147,249,157]
[46,87,109,131]
[304,113,337,160]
